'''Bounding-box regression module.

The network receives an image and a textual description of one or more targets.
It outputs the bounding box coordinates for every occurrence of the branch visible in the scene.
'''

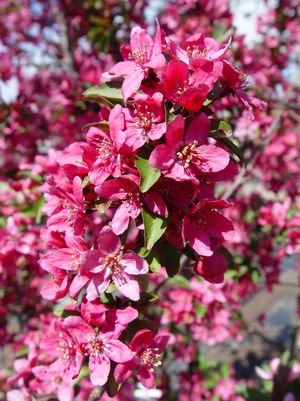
[50,0,77,76]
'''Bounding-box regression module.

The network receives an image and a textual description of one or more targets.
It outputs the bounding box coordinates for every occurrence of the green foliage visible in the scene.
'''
[142,208,168,250]
[135,155,161,193]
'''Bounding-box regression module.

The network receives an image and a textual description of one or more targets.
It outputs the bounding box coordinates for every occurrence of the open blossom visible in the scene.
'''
[39,234,89,299]
[163,59,222,111]
[63,316,133,386]
[38,320,83,380]
[32,366,74,401]
[123,92,166,151]
[80,227,148,301]
[168,33,231,69]
[83,105,131,185]
[103,22,166,101]
[95,174,167,235]
[44,176,85,235]
[149,114,229,184]
[183,199,234,256]
[115,329,169,388]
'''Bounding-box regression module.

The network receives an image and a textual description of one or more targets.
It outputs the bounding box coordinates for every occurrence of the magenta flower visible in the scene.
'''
[194,251,228,284]
[44,176,86,235]
[81,227,148,301]
[163,60,222,111]
[63,316,133,386]
[222,60,267,119]
[81,302,138,337]
[38,320,83,380]
[39,235,89,299]
[115,329,169,389]
[104,23,166,101]
[124,92,166,151]
[83,105,130,185]
[183,199,234,256]
[32,366,74,401]
[95,174,167,235]
[182,34,231,67]
[149,114,229,184]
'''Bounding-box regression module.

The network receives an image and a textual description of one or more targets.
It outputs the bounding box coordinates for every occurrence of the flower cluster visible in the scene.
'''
[34,21,266,394]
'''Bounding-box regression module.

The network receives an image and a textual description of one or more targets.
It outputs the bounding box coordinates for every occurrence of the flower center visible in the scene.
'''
[98,139,114,163]
[133,107,154,131]
[56,333,75,361]
[128,49,148,66]
[186,45,208,59]
[177,140,199,168]
[99,247,124,275]
[71,252,80,270]
[64,200,76,221]
[139,347,162,372]
[176,79,189,96]
[85,334,106,356]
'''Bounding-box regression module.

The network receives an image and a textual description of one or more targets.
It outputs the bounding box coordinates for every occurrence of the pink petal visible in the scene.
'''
[105,339,133,363]
[185,113,210,144]
[144,191,168,217]
[137,365,156,388]
[57,383,74,401]
[112,204,130,235]
[98,226,121,254]
[149,145,175,171]
[183,218,213,256]
[115,359,137,383]
[108,60,137,76]
[166,115,185,147]
[197,144,229,173]
[113,273,140,301]
[121,252,149,275]
[89,354,110,386]
[122,69,144,102]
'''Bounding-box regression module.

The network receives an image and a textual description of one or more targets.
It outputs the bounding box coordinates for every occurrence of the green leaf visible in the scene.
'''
[195,304,207,318]
[33,196,45,224]
[142,208,168,250]
[210,120,233,138]
[83,82,123,108]
[135,155,161,193]
[157,242,180,277]
[148,250,162,273]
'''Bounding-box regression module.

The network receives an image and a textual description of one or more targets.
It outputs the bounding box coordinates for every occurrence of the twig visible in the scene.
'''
[50,0,77,75]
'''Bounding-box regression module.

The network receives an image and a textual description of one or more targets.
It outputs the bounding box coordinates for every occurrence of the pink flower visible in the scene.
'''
[44,176,85,236]
[64,316,133,386]
[222,60,267,119]
[81,227,148,301]
[169,33,231,68]
[115,329,169,388]
[39,235,89,299]
[95,174,167,235]
[183,199,234,256]
[194,251,228,283]
[123,92,166,151]
[81,302,138,337]
[38,320,83,380]
[32,366,74,401]
[104,22,166,101]
[149,114,229,184]
[163,60,222,111]
[83,105,130,185]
